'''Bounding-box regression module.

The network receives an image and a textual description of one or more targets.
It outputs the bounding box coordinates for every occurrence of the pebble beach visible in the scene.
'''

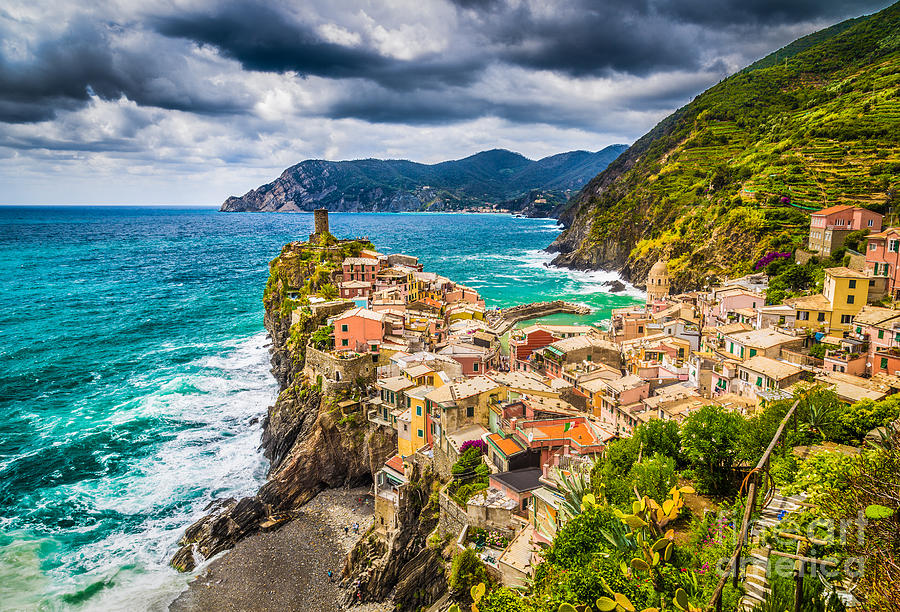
[169,487,391,612]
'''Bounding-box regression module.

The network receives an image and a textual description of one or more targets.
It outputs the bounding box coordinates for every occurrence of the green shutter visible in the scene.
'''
[879,330,885,339]
[881,358,888,369]
[756,376,763,387]
[749,349,757,357]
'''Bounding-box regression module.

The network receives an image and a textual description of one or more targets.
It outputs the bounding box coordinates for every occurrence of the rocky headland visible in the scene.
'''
[169,235,445,610]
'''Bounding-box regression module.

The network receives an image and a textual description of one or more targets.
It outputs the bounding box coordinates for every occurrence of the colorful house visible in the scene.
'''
[720,328,803,361]
[822,267,869,332]
[809,205,883,256]
[342,257,380,282]
[852,306,900,376]
[333,307,385,352]
[866,227,900,299]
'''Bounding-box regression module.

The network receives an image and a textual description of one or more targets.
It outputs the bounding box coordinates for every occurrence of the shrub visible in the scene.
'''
[448,548,493,605]
[628,453,677,503]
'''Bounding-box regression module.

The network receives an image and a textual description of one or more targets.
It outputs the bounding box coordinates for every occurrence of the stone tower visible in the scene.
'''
[314,209,329,235]
[646,260,669,304]
[309,208,329,241]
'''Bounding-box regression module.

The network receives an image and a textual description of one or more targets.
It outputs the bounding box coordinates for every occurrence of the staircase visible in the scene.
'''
[738,490,808,612]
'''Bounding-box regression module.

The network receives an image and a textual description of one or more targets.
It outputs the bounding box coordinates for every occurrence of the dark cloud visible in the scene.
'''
[0,0,894,156]
[0,17,252,123]
[152,3,484,92]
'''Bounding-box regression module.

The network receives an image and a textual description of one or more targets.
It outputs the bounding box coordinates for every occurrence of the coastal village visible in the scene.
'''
[275,208,900,606]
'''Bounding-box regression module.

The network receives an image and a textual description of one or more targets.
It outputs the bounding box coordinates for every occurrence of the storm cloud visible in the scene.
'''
[0,0,893,204]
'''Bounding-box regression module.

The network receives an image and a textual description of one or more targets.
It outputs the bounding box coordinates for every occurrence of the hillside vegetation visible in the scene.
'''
[551,2,900,290]
[221,145,627,216]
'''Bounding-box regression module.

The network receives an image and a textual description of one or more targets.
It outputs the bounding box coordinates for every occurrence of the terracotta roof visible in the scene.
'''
[379,376,416,392]
[529,421,597,445]
[487,433,526,457]
[715,322,753,335]
[385,454,405,475]
[343,257,380,265]
[404,364,434,378]
[811,204,855,216]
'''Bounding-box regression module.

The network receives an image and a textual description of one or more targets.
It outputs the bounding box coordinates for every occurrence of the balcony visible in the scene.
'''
[367,409,393,429]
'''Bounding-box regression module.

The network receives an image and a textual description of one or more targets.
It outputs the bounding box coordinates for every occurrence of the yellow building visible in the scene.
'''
[823,267,868,332]
[395,364,448,457]
[784,294,832,331]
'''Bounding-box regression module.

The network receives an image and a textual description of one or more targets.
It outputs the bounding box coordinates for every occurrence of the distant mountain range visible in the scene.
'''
[220,145,628,217]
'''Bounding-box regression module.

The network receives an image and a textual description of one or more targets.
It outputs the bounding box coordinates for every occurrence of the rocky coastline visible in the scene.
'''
[168,238,444,610]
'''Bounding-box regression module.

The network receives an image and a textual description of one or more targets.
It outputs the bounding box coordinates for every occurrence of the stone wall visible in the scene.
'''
[305,344,378,395]
[310,299,355,320]
[437,490,517,539]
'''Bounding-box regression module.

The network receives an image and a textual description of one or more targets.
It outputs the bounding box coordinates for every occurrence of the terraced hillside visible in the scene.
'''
[551,1,900,291]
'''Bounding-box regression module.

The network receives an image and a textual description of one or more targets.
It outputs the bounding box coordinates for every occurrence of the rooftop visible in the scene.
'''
[739,356,802,380]
[716,322,753,335]
[824,266,868,279]
[334,307,385,322]
[727,328,799,349]
[853,305,900,327]
[343,257,380,265]
[489,371,554,394]
[378,376,416,392]
[384,454,405,476]
[404,364,435,378]
[811,204,856,216]
[490,468,543,493]
[784,294,832,311]
[487,433,526,458]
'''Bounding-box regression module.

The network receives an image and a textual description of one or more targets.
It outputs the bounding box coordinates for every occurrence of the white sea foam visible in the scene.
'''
[39,331,276,611]
[513,249,646,300]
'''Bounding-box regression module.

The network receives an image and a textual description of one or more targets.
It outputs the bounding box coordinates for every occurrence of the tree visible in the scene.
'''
[681,405,745,493]
[318,283,338,300]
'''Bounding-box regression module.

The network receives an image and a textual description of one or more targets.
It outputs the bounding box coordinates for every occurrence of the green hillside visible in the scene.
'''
[551,2,900,290]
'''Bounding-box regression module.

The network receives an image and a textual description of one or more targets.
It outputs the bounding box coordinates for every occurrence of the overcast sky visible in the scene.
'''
[0,0,891,205]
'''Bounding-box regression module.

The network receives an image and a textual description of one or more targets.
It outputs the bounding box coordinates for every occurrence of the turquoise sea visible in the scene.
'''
[0,207,640,611]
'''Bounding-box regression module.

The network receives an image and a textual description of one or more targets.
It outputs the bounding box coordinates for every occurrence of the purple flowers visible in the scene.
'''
[753,251,792,270]
[460,439,487,454]
[780,196,791,204]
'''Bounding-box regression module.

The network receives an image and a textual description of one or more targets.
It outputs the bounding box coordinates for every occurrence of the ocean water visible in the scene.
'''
[0,207,640,611]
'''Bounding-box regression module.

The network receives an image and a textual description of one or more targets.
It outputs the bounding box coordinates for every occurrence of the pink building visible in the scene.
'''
[333,307,385,353]
[866,227,900,298]
[810,205,883,256]
[708,288,764,326]
[444,286,483,306]
[852,306,900,376]
[340,280,372,300]
[342,257,380,282]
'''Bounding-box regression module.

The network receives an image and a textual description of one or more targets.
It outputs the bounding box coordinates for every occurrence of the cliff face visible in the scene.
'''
[220,146,627,215]
[170,241,396,572]
[551,4,900,292]
[342,461,445,610]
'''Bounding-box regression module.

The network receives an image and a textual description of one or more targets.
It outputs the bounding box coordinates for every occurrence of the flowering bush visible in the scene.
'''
[485,530,509,549]
[460,439,487,454]
[753,250,792,270]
